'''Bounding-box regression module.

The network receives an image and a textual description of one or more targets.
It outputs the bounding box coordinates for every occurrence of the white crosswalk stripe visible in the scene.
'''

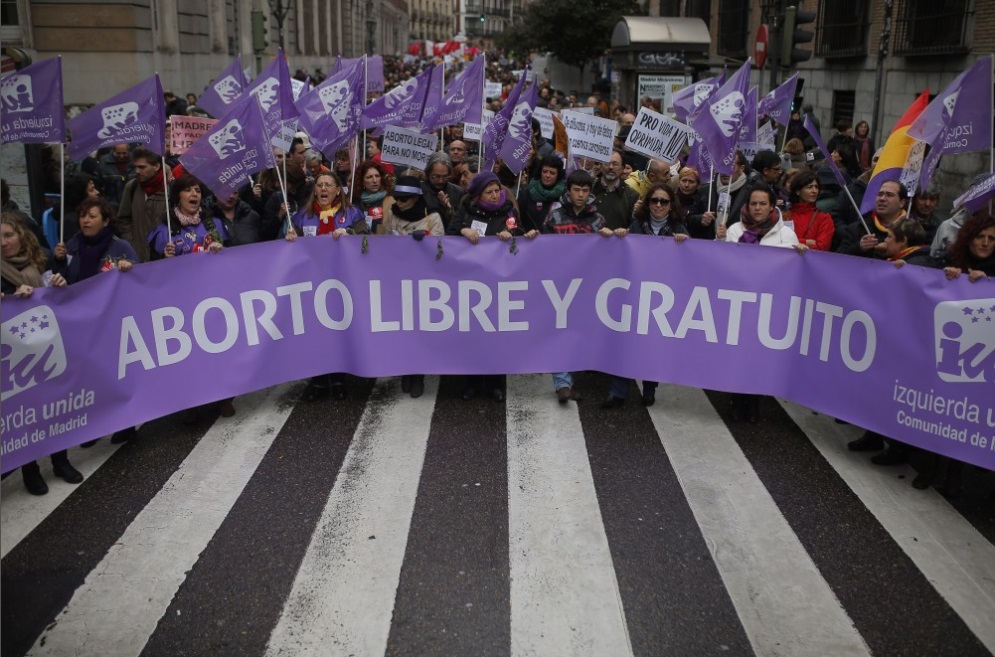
[1,376,992,657]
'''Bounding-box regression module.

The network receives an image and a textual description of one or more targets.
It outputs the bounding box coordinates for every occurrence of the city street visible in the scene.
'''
[2,372,993,657]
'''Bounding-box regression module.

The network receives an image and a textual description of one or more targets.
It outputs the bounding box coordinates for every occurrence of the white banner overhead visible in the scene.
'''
[561,110,617,163]
[623,107,693,165]
[380,125,439,169]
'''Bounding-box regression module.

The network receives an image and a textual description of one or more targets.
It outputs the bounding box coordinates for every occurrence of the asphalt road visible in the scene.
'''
[2,373,993,657]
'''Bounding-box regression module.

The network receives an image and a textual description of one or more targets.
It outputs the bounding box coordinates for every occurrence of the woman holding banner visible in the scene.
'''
[2,212,82,495]
[353,161,392,234]
[516,155,565,233]
[149,176,229,258]
[717,185,807,422]
[944,215,995,282]
[285,171,367,402]
[783,171,835,251]
[456,172,536,401]
[674,167,706,226]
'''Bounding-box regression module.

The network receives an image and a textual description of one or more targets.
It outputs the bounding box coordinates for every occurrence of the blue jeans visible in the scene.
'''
[552,372,573,391]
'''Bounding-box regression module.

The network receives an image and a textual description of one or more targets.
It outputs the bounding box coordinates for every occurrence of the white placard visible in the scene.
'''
[637,74,688,114]
[533,107,555,140]
[271,120,298,152]
[757,121,777,149]
[623,107,693,165]
[737,142,767,163]
[561,110,617,163]
[484,81,503,100]
[569,106,596,115]
[901,139,926,197]
[463,109,495,142]
[291,78,308,101]
[380,125,440,169]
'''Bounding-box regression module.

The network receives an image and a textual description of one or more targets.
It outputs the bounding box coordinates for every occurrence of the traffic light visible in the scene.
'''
[781,5,816,67]
[480,13,485,22]
[251,10,268,52]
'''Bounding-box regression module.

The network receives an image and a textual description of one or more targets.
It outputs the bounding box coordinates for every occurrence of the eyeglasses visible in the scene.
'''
[648,198,671,205]
[315,182,337,189]
[428,173,449,181]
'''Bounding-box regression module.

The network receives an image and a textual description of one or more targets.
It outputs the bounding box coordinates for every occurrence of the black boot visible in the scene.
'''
[51,452,84,485]
[21,462,48,496]
[401,375,413,393]
[409,375,425,398]
[848,431,885,452]
[747,395,761,424]
[110,426,138,444]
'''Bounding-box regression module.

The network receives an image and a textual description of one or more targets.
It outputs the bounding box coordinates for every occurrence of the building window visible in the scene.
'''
[831,89,855,128]
[893,0,973,56]
[0,0,20,43]
[816,0,869,57]
[684,0,710,28]
[716,0,747,58]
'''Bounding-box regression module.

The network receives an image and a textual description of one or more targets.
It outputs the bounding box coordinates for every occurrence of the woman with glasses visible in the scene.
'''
[285,171,368,402]
[629,184,690,239]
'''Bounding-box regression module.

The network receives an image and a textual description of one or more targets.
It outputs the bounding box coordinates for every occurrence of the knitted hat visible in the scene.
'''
[466,171,500,199]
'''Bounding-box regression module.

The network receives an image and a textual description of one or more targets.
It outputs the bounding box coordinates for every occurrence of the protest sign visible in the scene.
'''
[3,238,994,474]
[636,74,686,114]
[270,119,298,152]
[561,110,616,163]
[463,109,495,141]
[624,107,693,164]
[380,125,439,168]
[757,120,777,149]
[484,81,503,100]
[533,107,555,140]
[169,115,218,155]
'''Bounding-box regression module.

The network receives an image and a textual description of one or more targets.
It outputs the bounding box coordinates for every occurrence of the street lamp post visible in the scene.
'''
[267,0,290,52]
[366,0,376,55]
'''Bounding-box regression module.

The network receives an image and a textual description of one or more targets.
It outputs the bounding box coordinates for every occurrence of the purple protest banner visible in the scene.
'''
[67,75,166,160]
[757,73,798,125]
[482,68,527,169]
[244,50,299,136]
[335,55,385,93]
[361,67,425,130]
[3,237,994,475]
[411,64,444,131]
[499,83,540,175]
[953,172,995,212]
[296,57,365,156]
[179,95,275,199]
[422,56,484,132]
[689,61,750,175]
[1,57,65,145]
[673,74,721,124]
[686,131,713,175]
[197,56,248,120]
[804,114,848,188]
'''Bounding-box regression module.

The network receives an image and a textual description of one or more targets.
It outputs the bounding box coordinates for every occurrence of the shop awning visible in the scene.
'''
[611,16,711,53]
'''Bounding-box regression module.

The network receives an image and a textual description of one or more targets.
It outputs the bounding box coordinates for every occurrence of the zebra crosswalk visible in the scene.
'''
[2,373,993,657]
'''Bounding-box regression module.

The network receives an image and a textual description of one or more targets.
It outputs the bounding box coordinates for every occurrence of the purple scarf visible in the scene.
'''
[477,188,508,212]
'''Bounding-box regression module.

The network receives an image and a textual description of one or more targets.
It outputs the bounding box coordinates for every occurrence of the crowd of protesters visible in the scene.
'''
[2,50,992,499]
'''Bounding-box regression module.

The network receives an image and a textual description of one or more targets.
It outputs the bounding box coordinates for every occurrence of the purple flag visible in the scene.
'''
[737,86,758,144]
[295,57,365,156]
[4,238,994,475]
[422,56,485,132]
[335,55,385,93]
[412,64,445,131]
[906,57,993,188]
[197,56,248,120]
[361,66,426,130]
[953,171,995,212]
[804,114,848,188]
[67,75,166,160]
[689,61,750,175]
[179,95,275,200]
[482,69,528,168]
[499,83,540,175]
[244,51,299,135]
[673,73,722,123]
[1,57,65,145]
[686,131,714,175]
[758,73,798,125]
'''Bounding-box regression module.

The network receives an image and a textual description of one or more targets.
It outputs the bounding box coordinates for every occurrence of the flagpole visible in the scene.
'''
[990,54,994,216]
[478,58,485,171]
[59,143,66,245]
[163,161,172,234]
[438,58,446,152]
[272,163,291,236]
[842,184,872,235]
[362,55,369,163]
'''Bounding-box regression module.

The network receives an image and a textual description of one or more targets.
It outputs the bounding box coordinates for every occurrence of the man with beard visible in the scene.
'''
[836,179,908,259]
[116,146,166,262]
[593,148,639,231]
[421,152,465,234]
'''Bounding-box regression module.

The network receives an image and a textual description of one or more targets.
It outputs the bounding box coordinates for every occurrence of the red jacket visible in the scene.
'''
[785,202,834,251]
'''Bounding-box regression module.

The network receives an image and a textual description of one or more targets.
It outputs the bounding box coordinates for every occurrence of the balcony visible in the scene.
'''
[815,0,869,58]
[893,0,972,56]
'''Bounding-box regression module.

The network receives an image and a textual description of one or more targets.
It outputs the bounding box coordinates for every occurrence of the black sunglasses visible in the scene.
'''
[648,197,671,205]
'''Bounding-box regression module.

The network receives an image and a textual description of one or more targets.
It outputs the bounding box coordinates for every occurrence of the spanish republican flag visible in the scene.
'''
[859,90,931,214]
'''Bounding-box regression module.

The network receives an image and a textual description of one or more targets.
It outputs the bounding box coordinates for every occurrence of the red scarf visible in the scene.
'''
[140,172,165,196]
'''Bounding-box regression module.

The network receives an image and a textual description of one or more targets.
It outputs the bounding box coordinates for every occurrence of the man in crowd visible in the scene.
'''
[836,179,908,259]
[448,140,468,166]
[593,149,639,231]
[750,150,784,198]
[116,147,166,263]
[908,185,944,244]
[625,158,670,199]
[422,153,464,233]
[96,143,135,210]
